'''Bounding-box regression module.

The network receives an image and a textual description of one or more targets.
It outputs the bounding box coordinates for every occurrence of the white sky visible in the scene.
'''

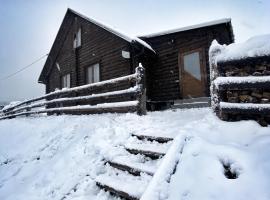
[0,0,269,102]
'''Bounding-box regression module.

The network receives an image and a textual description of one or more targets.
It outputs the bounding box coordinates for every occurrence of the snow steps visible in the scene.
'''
[125,147,165,159]
[107,160,154,176]
[96,171,147,200]
[132,133,173,143]
[97,181,137,199]
[171,97,210,109]
[96,181,140,200]
[95,133,173,200]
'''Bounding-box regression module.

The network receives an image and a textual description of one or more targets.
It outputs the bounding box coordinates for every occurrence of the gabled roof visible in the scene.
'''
[139,18,232,38]
[69,9,155,53]
[39,10,233,84]
[38,9,155,83]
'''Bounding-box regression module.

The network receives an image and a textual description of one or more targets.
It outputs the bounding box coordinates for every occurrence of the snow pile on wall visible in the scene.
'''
[209,34,270,123]
[210,34,270,63]
[209,34,270,77]
[220,102,270,110]
[0,109,270,200]
[213,76,270,87]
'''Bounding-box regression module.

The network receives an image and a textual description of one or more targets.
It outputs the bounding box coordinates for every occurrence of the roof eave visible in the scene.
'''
[68,8,155,53]
[38,8,156,84]
[139,18,232,39]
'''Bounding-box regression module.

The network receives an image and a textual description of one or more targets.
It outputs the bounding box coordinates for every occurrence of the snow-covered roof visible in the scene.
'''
[210,34,270,63]
[140,18,231,38]
[69,9,155,53]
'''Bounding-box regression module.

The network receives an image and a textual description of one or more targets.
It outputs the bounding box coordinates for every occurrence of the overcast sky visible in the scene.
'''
[0,0,270,102]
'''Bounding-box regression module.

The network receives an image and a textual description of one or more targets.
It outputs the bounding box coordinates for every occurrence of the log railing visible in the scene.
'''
[1,65,146,120]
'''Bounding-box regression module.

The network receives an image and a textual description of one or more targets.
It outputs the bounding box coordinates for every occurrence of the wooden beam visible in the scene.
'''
[218,82,270,90]
[0,103,138,120]
[125,148,165,160]
[221,106,270,115]
[136,65,147,115]
[131,133,173,143]
[4,89,138,116]
[107,161,154,176]
[3,73,138,113]
[96,182,139,200]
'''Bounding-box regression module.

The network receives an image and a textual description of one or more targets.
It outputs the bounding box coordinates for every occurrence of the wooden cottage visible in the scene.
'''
[38,8,234,111]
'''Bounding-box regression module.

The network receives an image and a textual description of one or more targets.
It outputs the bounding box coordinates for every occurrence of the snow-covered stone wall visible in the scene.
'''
[209,34,270,126]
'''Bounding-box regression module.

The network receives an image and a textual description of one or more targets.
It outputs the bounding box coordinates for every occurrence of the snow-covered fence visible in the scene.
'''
[209,35,270,126]
[1,65,147,120]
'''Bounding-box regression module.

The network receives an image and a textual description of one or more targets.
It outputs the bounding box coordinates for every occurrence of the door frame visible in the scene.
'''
[178,48,207,99]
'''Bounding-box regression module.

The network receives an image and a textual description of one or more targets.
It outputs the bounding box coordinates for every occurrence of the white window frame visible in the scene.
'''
[73,28,81,48]
[62,73,71,88]
[87,63,100,84]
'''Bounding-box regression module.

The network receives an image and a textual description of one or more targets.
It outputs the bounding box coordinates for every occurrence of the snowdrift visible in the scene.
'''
[0,108,270,200]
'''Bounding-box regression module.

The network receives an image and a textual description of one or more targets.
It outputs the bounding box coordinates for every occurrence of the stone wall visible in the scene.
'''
[210,55,270,126]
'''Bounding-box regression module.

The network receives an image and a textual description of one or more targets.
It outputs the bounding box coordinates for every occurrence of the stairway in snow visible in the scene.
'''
[171,97,210,109]
[95,133,174,200]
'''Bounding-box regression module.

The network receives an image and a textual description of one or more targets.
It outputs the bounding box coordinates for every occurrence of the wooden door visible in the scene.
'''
[179,49,207,98]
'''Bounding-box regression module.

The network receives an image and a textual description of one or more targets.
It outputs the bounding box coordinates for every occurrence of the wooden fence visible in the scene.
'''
[210,51,270,126]
[0,65,146,120]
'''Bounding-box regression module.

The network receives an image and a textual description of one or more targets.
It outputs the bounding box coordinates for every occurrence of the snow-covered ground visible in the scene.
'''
[0,108,270,200]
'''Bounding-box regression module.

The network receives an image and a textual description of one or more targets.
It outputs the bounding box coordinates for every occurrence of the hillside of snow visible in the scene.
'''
[0,108,270,200]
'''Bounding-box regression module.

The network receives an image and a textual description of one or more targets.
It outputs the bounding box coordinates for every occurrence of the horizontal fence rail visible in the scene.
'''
[1,65,146,120]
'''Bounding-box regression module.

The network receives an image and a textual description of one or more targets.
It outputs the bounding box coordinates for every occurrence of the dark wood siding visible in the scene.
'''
[141,23,233,101]
[43,11,233,105]
[47,14,132,93]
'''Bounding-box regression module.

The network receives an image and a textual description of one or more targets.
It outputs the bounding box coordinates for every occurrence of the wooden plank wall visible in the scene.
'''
[47,14,132,94]
[141,24,233,102]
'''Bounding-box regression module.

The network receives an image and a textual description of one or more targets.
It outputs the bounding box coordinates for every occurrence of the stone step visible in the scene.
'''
[131,133,173,143]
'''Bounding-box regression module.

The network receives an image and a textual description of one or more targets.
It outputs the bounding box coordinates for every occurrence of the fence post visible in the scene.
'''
[136,64,147,115]
[209,42,221,116]
[25,102,31,117]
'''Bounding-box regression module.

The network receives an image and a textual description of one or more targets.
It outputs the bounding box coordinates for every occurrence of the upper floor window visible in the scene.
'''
[73,28,81,48]
[87,63,100,84]
[62,73,71,88]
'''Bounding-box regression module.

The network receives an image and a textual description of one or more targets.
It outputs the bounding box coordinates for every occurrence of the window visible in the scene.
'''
[87,63,100,84]
[183,52,201,81]
[73,28,81,48]
[62,73,71,88]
